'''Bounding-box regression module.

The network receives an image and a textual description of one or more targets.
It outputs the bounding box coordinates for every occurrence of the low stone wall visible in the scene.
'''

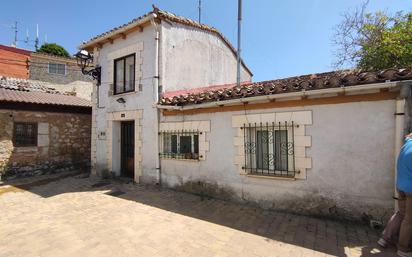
[0,110,91,180]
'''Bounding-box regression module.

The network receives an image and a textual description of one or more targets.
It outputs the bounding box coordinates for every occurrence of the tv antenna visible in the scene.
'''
[12,21,18,47]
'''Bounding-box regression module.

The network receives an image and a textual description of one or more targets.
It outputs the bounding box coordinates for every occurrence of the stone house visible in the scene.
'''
[0,44,92,100]
[0,77,92,179]
[80,6,412,221]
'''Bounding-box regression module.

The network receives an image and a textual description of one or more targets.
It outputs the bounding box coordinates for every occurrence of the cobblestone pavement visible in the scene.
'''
[0,172,397,257]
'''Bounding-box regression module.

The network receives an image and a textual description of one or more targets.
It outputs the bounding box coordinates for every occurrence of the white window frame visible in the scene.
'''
[48,62,66,76]
[161,132,199,160]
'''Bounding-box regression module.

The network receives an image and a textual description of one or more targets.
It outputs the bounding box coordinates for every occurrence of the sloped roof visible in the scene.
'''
[0,44,31,56]
[80,6,252,76]
[0,76,91,108]
[159,68,412,106]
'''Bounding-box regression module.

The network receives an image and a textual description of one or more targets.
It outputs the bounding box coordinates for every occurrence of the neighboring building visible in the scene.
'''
[29,52,92,85]
[81,6,412,221]
[0,76,92,179]
[0,44,93,100]
[0,45,30,79]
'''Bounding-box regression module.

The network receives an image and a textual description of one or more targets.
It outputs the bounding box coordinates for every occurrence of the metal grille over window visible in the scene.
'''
[242,122,296,177]
[160,130,200,160]
[13,122,37,147]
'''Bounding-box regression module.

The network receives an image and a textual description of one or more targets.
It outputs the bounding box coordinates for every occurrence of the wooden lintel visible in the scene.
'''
[162,91,399,116]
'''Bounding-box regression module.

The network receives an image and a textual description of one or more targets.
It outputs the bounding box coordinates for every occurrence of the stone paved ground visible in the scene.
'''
[0,172,398,257]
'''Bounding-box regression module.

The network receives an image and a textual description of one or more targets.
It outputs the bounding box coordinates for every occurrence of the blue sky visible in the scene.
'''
[1,0,410,81]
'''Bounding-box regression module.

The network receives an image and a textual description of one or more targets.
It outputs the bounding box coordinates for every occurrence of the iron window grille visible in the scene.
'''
[48,62,66,75]
[114,54,135,95]
[242,121,297,177]
[13,122,38,147]
[159,130,200,160]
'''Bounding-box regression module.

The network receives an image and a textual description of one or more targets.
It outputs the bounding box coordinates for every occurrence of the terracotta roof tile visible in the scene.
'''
[159,68,412,106]
[0,77,91,107]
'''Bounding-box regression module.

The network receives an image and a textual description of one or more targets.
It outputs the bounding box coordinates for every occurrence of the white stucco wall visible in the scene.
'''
[92,20,254,183]
[159,100,396,220]
[161,22,252,92]
[92,25,159,183]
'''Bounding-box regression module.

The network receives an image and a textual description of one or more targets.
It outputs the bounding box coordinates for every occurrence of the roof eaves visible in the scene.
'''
[79,7,253,76]
[80,11,155,50]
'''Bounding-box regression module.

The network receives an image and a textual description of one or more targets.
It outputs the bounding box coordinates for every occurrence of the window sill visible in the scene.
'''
[111,90,138,97]
[243,174,296,181]
[13,146,38,153]
[160,157,200,162]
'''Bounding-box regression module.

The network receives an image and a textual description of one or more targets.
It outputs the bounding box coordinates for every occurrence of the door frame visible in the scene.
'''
[106,110,142,183]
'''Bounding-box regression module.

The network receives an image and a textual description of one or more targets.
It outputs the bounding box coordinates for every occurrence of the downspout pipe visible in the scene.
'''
[151,15,162,185]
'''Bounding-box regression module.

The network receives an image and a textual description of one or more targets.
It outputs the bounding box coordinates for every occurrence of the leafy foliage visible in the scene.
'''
[333,2,412,70]
[37,43,70,58]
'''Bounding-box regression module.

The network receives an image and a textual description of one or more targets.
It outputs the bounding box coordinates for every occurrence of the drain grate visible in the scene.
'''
[106,190,125,197]
[91,181,111,188]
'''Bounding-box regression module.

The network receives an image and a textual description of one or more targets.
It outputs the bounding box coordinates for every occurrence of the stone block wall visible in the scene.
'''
[0,110,91,179]
[29,53,92,84]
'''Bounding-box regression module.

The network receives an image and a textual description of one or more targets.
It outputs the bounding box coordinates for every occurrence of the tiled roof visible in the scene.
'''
[159,68,412,106]
[0,77,91,107]
[80,6,252,76]
[0,44,31,56]
[0,76,65,94]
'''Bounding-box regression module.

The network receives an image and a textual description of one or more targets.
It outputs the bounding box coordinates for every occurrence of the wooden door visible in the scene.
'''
[120,121,134,178]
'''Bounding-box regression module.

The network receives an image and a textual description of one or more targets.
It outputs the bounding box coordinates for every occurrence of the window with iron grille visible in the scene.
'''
[114,54,135,94]
[242,122,296,177]
[13,122,38,147]
[160,131,200,160]
[48,62,66,75]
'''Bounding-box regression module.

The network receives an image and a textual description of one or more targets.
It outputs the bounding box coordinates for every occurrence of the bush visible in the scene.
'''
[37,43,70,58]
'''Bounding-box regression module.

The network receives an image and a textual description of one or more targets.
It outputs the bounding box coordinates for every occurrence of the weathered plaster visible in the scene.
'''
[160,100,396,220]
[231,111,312,179]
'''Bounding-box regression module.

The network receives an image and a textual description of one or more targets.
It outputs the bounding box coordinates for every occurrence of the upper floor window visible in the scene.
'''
[114,54,135,94]
[13,122,37,147]
[48,62,66,75]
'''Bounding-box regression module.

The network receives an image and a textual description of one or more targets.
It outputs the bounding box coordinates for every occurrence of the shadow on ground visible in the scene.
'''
[0,171,398,257]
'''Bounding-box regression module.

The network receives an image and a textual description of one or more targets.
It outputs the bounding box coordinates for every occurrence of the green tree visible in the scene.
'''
[37,43,70,58]
[333,2,412,70]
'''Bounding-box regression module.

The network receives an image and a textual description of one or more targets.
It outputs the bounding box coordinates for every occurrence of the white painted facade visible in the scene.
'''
[86,11,410,221]
[90,17,252,184]
[161,22,251,91]
[159,100,398,220]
